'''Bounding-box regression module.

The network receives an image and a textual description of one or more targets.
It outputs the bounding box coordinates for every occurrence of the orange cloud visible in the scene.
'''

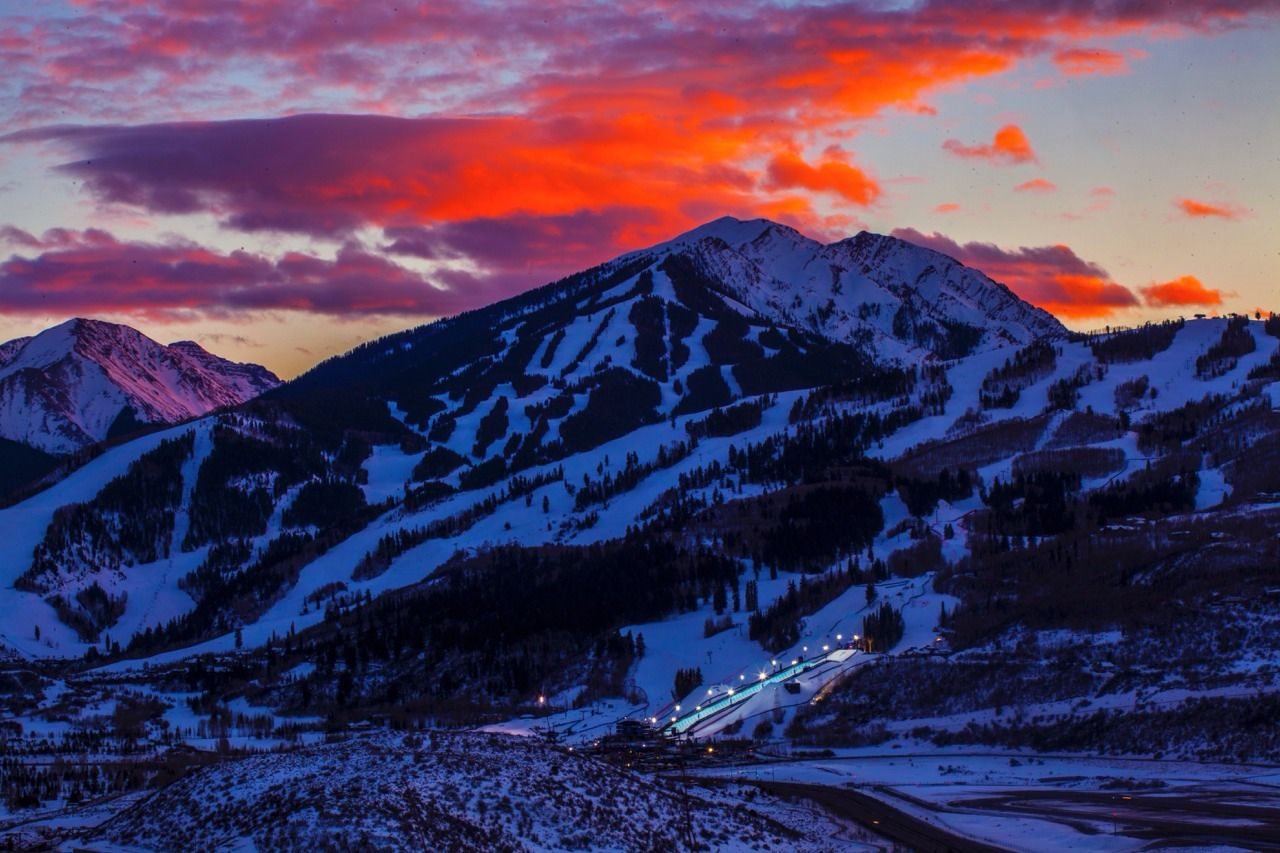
[934,202,961,213]
[1053,47,1135,76]
[1140,275,1224,307]
[893,228,1139,320]
[943,124,1037,164]
[763,151,880,205]
[1015,178,1056,193]
[1175,198,1248,220]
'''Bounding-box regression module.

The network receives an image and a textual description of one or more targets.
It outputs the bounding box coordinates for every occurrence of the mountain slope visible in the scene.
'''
[0,319,280,453]
[658,217,1064,358]
[0,221,1274,707]
[0,222,1279,847]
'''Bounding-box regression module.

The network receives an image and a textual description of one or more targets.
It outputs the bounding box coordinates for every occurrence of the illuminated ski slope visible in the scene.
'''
[661,649,857,735]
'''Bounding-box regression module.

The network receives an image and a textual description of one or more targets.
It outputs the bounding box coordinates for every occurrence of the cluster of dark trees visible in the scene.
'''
[277,538,742,707]
[861,602,905,652]
[0,437,60,504]
[471,397,509,458]
[1046,364,1099,411]
[748,561,865,652]
[1265,311,1280,338]
[892,302,985,361]
[895,467,973,518]
[673,667,704,701]
[1247,349,1280,382]
[558,367,662,453]
[574,444,693,511]
[1137,394,1227,454]
[1088,467,1199,523]
[184,425,327,550]
[980,340,1056,409]
[918,362,953,415]
[21,432,194,595]
[628,291,668,381]
[730,407,918,486]
[759,485,883,573]
[982,470,1082,539]
[1196,315,1255,378]
[1085,319,1183,363]
[47,582,128,641]
[1,756,154,812]
[411,446,467,481]
[684,397,769,440]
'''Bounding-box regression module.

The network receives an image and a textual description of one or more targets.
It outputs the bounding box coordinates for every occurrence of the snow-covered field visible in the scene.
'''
[702,749,1280,852]
[60,731,868,851]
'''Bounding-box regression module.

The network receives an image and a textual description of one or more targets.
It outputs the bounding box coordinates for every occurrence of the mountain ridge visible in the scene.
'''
[0,318,280,454]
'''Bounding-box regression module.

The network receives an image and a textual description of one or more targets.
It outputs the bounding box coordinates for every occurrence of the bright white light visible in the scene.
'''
[758,672,766,680]
[728,688,734,696]
[675,705,681,712]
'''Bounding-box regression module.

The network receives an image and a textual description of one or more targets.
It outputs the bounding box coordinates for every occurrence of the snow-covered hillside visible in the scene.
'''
[77,731,846,851]
[0,318,279,453]
[658,217,1065,358]
[1,219,1278,849]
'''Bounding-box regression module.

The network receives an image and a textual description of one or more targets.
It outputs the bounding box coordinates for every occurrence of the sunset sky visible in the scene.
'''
[1,1,1277,377]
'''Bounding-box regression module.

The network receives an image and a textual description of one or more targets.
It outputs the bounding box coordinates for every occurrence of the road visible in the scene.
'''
[751,780,1016,853]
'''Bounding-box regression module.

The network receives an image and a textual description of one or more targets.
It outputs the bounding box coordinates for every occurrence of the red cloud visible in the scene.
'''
[1140,275,1224,307]
[763,152,879,205]
[934,202,962,214]
[1175,198,1248,220]
[1053,47,1135,76]
[892,227,1139,320]
[1015,178,1057,193]
[943,124,1037,165]
[0,229,484,320]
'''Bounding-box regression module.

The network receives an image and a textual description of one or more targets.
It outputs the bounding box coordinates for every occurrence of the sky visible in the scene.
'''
[0,1,1277,378]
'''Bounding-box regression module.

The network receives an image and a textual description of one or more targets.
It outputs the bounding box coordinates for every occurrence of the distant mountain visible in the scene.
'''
[653,217,1064,357]
[0,318,279,454]
[286,217,1065,406]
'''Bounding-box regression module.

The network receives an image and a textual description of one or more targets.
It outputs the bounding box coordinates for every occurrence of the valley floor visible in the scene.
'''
[700,749,1280,852]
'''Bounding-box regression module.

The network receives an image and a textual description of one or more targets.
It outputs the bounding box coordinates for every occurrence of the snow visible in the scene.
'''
[0,421,213,658]
[360,442,421,504]
[1196,465,1232,510]
[0,318,278,453]
[701,749,1280,853]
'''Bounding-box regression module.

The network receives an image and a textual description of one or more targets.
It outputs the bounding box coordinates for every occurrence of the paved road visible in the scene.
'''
[959,787,1280,851]
[751,780,1016,853]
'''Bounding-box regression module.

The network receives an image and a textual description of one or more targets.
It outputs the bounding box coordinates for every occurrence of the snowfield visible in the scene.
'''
[81,731,860,852]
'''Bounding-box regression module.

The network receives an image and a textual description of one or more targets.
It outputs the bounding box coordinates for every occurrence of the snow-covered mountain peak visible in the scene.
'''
[0,319,280,453]
[662,216,811,252]
[624,217,1066,358]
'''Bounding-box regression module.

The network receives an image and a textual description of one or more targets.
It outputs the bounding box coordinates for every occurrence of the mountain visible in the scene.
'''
[1,218,1278,847]
[654,217,1064,357]
[0,318,280,454]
